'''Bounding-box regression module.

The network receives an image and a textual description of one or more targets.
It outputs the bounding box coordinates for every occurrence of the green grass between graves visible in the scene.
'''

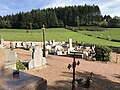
[0,28,120,47]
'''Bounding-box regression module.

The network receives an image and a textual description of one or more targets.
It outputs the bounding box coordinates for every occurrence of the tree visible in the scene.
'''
[0,16,10,28]
[1,4,103,28]
[108,16,120,28]
[75,16,80,27]
[46,11,58,27]
[58,20,64,27]
[0,20,7,28]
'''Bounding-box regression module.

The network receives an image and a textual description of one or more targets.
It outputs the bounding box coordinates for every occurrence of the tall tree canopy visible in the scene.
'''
[0,4,116,29]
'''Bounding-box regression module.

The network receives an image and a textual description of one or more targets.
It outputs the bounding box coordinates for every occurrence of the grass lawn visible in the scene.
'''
[79,28,120,40]
[0,28,120,47]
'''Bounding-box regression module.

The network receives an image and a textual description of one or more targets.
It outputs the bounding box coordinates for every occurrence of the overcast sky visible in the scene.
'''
[0,0,120,17]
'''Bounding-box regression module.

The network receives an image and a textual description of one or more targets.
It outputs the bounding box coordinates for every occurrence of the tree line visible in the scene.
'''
[0,4,120,29]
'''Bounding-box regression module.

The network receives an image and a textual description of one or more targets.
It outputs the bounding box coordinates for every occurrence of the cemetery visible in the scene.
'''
[0,36,120,90]
[0,1,120,89]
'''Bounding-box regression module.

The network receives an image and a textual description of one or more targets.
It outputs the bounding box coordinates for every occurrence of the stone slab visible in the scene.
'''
[0,70,47,90]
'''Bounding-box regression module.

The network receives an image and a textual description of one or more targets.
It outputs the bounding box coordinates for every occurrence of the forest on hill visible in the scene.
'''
[0,4,120,29]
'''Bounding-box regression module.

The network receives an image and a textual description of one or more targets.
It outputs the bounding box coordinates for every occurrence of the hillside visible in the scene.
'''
[0,28,120,47]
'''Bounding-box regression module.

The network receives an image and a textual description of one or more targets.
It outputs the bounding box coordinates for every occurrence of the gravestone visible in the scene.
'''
[28,59,34,69]
[28,46,46,69]
[33,46,43,67]
[46,45,51,50]
[29,42,35,51]
[68,39,74,54]
[52,39,55,46]
[0,39,4,45]
[56,50,62,55]
[86,46,90,50]
[4,49,17,70]
[22,42,28,49]
[0,38,4,48]
[49,40,52,45]
[69,38,72,49]
[42,57,46,66]
[83,51,89,60]
[12,42,16,49]
[15,42,23,48]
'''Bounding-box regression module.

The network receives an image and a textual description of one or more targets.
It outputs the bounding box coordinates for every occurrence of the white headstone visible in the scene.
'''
[56,51,62,55]
[83,51,89,59]
[15,42,23,48]
[28,46,47,69]
[4,49,16,70]
[33,46,43,67]
[52,40,55,46]
[49,40,52,45]
[42,57,46,66]
[28,59,34,69]
[46,45,51,50]
[69,38,72,49]
[22,42,28,49]
[0,39,4,48]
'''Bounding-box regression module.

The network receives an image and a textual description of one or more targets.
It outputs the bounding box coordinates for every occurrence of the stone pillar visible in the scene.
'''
[69,38,72,49]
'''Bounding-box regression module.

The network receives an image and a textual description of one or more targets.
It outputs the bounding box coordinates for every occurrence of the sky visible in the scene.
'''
[0,0,120,17]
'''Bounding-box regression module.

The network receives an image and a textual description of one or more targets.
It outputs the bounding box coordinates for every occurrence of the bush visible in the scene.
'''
[78,26,105,31]
[16,60,25,70]
[65,26,78,32]
[94,45,111,62]
[99,21,108,27]
[108,46,120,54]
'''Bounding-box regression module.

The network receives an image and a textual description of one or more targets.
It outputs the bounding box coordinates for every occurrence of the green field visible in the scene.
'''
[0,28,120,47]
[79,28,120,40]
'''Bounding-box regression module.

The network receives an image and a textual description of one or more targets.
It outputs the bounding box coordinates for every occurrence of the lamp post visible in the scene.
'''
[42,25,46,57]
[67,51,80,90]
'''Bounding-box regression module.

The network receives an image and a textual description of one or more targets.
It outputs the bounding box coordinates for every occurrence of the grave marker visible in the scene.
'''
[4,49,16,70]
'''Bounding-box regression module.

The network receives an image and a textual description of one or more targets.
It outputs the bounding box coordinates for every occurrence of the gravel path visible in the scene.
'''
[27,55,120,90]
[0,49,120,90]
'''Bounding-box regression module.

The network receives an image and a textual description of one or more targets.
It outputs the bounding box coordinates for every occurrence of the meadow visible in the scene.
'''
[0,28,120,47]
[79,28,120,40]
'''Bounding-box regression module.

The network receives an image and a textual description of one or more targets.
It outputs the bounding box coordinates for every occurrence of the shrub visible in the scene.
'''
[94,45,111,62]
[66,26,106,32]
[16,60,25,70]
[99,21,108,27]
[108,46,120,53]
